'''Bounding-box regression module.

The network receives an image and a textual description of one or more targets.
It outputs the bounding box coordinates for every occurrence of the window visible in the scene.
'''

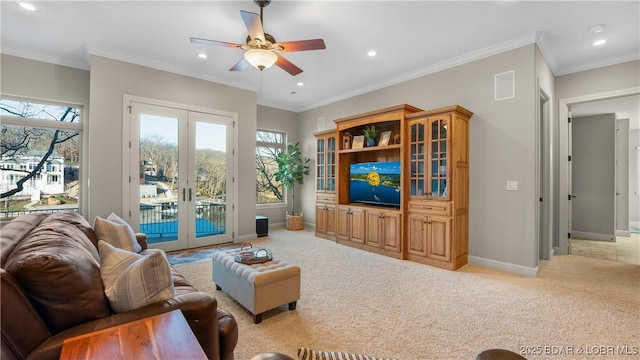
[256,130,286,205]
[1,98,82,216]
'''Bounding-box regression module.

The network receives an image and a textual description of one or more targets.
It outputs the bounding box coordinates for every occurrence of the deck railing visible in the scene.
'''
[1,203,226,243]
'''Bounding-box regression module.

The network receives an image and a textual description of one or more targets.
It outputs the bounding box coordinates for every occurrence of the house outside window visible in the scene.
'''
[256,129,286,206]
[0,98,82,217]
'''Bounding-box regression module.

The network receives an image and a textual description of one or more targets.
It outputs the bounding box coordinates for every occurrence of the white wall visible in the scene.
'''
[88,56,258,240]
[256,105,300,227]
[556,61,640,99]
[299,45,539,273]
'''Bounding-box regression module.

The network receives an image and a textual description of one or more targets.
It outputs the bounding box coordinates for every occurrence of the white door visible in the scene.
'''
[128,101,234,252]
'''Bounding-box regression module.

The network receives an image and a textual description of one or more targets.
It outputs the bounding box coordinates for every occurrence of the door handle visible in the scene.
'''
[182,188,186,201]
[189,188,193,202]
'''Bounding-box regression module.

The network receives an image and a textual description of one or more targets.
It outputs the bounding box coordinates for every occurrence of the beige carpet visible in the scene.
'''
[174,228,640,360]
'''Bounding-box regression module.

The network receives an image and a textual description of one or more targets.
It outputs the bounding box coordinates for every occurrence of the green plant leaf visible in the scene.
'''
[274,142,310,215]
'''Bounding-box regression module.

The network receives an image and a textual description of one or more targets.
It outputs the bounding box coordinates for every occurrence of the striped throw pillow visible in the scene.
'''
[94,213,142,253]
[98,240,175,313]
[297,348,399,360]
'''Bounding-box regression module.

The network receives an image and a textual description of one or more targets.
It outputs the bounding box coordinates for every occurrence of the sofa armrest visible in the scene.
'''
[135,233,148,251]
[1,269,51,360]
[29,292,223,360]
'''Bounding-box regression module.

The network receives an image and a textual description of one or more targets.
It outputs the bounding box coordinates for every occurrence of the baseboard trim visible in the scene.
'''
[616,230,631,237]
[572,231,615,241]
[468,256,538,277]
[630,221,640,228]
[236,233,257,242]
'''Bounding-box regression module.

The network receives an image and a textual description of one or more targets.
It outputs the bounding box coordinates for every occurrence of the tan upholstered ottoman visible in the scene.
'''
[212,251,300,324]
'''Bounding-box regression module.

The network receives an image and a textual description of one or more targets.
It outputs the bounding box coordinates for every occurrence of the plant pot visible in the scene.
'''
[285,214,304,231]
[365,138,377,147]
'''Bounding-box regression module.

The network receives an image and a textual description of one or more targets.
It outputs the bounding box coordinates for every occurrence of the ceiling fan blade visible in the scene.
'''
[240,10,265,43]
[190,37,243,48]
[230,58,250,72]
[278,39,326,52]
[275,55,303,76]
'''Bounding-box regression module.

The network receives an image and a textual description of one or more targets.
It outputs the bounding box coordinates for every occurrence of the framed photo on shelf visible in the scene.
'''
[352,135,365,149]
[378,131,392,146]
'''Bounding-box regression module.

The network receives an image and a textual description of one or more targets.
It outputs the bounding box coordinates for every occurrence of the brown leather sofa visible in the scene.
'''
[1,211,238,360]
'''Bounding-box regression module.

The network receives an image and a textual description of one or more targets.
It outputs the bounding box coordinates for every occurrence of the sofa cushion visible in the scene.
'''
[0,212,49,267]
[3,211,111,334]
[99,241,175,313]
[94,213,142,253]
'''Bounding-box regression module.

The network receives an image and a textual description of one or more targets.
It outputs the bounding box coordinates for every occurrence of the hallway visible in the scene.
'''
[570,233,640,265]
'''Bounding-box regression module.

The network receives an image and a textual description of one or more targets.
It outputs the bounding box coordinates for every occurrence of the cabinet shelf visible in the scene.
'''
[339,144,401,154]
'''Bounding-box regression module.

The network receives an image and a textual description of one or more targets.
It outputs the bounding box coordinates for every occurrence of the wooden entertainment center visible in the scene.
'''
[314,104,472,270]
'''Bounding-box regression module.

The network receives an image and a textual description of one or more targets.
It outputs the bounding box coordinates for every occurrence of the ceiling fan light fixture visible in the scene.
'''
[244,49,278,71]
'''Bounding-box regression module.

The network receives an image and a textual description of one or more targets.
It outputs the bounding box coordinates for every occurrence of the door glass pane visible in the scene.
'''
[410,123,425,197]
[139,114,179,244]
[194,122,227,238]
[327,137,336,191]
[316,139,325,191]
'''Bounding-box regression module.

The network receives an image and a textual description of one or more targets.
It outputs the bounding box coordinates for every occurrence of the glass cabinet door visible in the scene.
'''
[327,136,336,191]
[409,122,425,197]
[429,117,449,199]
[316,137,325,191]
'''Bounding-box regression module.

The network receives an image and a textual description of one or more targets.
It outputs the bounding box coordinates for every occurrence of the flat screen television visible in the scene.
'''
[349,161,401,208]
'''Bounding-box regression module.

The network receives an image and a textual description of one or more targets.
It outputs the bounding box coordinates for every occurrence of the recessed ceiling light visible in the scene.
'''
[15,1,37,11]
[197,53,208,59]
[367,50,377,57]
[589,24,605,34]
[593,39,607,46]
[296,82,304,87]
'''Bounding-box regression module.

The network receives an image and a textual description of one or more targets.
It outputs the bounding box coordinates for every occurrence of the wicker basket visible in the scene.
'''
[285,214,304,231]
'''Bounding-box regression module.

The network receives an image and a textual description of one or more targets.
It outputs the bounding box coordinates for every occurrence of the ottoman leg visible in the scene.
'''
[253,313,263,324]
[288,301,297,310]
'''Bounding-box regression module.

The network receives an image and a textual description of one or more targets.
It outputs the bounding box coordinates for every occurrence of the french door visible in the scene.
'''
[127,100,234,252]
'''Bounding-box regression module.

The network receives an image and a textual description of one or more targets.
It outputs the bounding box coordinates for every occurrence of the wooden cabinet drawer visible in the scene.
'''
[408,201,451,216]
[316,193,336,203]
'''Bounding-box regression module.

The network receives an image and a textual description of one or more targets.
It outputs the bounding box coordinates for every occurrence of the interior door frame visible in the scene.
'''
[557,86,640,254]
[537,84,552,260]
[121,95,238,250]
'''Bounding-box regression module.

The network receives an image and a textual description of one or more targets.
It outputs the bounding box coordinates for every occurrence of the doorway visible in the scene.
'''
[558,88,640,258]
[124,97,236,252]
[538,87,552,260]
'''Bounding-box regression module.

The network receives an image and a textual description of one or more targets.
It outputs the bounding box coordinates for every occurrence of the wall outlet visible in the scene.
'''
[506,180,518,191]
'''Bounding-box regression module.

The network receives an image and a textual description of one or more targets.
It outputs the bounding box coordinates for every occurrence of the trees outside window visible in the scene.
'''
[0,98,82,214]
[256,130,286,204]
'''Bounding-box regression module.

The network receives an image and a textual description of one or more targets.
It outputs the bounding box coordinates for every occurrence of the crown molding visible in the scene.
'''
[1,47,89,71]
[83,45,257,94]
[553,51,640,76]
[298,32,539,112]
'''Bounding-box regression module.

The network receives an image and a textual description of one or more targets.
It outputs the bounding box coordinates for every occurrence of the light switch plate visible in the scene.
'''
[506,180,518,191]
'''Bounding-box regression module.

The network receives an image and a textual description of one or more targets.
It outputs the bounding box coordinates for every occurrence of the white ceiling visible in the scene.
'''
[1,1,639,112]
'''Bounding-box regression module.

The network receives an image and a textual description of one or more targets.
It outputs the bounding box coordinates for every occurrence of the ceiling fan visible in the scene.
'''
[190,0,326,76]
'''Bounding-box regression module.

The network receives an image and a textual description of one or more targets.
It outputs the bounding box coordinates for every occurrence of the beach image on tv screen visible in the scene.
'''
[349,161,401,206]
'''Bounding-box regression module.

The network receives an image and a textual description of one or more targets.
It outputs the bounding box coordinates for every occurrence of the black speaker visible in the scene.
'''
[256,216,268,237]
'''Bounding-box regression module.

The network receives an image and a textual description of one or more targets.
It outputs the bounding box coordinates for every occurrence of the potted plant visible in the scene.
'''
[275,142,310,230]
[363,125,380,147]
